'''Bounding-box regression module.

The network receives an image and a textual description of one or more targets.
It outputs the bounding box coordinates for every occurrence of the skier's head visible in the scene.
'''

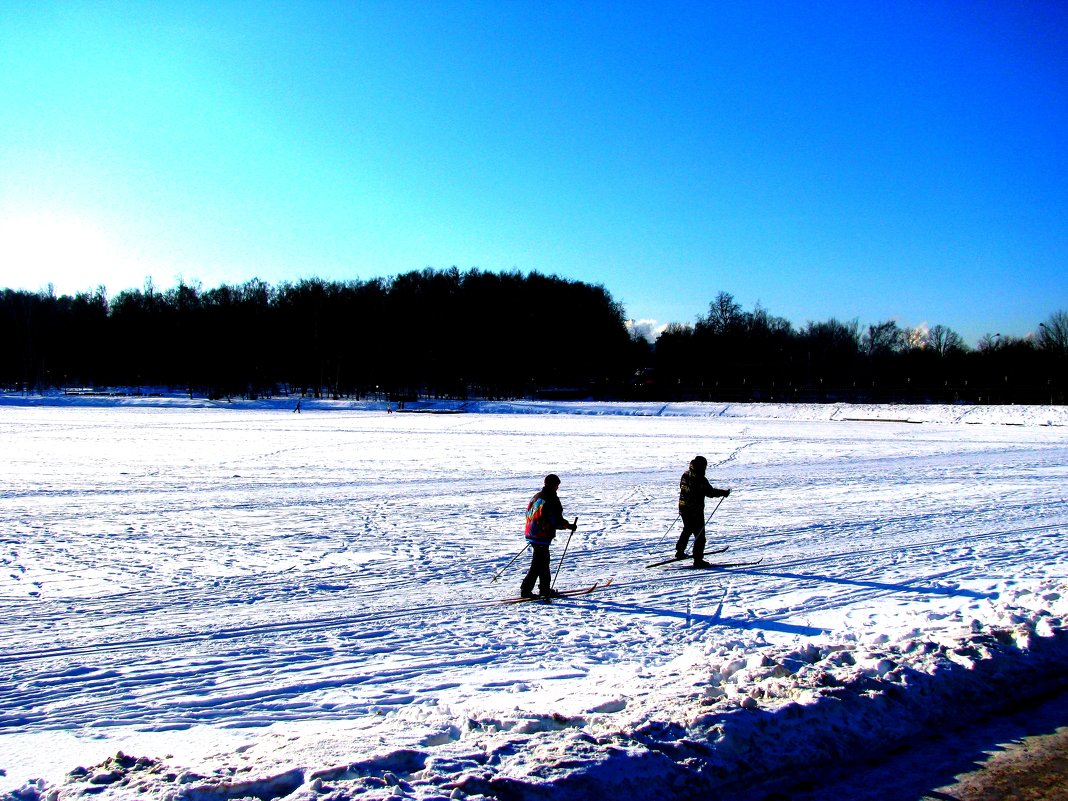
[544,473,561,490]
[690,456,707,474]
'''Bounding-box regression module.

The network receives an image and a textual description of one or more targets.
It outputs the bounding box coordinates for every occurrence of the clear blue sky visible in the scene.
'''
[1,0,1065,345]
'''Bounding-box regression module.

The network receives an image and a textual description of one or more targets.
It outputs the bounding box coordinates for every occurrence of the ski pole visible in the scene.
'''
[491,543,530,583]
[654,514,680,548]
[551,517,578,589]
[705,495,725,527]
[699,495,727,547]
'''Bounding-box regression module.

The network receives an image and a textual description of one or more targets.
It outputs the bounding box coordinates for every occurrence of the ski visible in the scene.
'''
[680,558,762,570]
[501,578,613,604]
[646,545,728,568]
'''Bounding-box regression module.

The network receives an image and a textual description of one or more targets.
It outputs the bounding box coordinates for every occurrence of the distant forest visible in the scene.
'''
[2,268,1066,404]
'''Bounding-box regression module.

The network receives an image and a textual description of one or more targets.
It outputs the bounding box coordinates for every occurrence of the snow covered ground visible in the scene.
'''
[2,395,1067,801]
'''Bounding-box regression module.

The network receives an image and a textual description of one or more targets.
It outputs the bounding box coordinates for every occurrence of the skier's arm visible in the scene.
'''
[554,507,577,531]
[704,478,730,498]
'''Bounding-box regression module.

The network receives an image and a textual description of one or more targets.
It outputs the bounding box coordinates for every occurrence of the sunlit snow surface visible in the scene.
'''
[1,396,1067,800]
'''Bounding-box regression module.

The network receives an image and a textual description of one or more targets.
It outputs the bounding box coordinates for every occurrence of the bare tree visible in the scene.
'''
[1038,310,1068,356]
[863,320,903,356]
[803,318,860,350]
[700,292,744,335]
[927,324,966,357]
[663,322,693,336]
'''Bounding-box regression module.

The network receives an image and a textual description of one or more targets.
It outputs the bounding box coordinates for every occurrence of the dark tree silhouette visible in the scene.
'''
[0,276,1063,404]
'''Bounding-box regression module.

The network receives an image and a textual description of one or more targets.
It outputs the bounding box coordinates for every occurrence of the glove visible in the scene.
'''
[718,488,731,498]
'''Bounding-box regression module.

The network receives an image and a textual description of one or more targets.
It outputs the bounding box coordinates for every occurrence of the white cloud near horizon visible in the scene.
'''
[626,318,668,343]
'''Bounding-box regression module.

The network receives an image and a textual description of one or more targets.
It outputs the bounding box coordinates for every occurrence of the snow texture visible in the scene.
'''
[1,394,1066,800]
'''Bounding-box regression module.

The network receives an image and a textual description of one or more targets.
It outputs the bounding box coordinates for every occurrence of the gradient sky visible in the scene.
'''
[1,0,1065,345]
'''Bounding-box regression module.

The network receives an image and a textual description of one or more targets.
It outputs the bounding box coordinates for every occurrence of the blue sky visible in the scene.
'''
[1,0,1065,345]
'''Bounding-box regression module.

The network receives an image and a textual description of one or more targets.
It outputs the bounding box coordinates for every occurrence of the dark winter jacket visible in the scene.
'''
[525,488,567,545]
[679,461,728,513]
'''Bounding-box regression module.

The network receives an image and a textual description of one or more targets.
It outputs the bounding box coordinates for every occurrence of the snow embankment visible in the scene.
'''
[8,581,1068,801]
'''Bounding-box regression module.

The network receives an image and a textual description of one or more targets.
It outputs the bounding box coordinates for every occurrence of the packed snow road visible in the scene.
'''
[1,399,1066,800]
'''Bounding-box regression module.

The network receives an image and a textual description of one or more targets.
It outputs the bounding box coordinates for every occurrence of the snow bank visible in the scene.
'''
[8,582,1067,801]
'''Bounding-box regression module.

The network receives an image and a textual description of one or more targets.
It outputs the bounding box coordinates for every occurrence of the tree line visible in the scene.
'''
[0,269,636,401]
[1,271,1065,404]
[652,292,1067,405]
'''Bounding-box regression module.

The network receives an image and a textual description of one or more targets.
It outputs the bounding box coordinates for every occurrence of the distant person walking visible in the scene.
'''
[675,456,730,567]
[294,399,302,413]
[521,474,578,599]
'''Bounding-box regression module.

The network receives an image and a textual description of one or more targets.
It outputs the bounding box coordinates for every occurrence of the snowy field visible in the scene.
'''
[2,395,1067,801]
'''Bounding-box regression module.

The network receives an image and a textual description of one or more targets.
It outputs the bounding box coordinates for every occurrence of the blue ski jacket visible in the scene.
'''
[525,488,567,545]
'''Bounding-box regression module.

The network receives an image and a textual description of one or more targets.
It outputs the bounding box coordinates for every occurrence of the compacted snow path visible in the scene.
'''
[1,398,1066,800]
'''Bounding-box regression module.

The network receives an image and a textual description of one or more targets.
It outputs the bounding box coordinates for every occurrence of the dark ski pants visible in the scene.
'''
[675,508,706,560]
[521,543,552,595]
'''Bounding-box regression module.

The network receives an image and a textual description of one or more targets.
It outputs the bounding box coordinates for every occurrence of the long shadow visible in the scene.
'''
[591,562,996,639]
[735,566,998,601]
[586,598,831,638]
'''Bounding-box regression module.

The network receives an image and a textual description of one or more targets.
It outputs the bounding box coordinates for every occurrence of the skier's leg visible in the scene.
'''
[674,530,689,558]
[676,509,699,558]
[693,524,706,562]
[520,546,542,596]
[534,545,552,595]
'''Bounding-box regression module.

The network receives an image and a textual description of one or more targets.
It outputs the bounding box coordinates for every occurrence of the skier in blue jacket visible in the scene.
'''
[521,474,577,599]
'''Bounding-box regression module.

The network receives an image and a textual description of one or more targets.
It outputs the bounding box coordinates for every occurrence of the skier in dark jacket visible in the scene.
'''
[521,473,577,599]
[675,456,730,567]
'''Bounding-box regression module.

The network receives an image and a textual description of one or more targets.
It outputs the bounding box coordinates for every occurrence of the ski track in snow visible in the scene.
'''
[1,398,1067,800]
